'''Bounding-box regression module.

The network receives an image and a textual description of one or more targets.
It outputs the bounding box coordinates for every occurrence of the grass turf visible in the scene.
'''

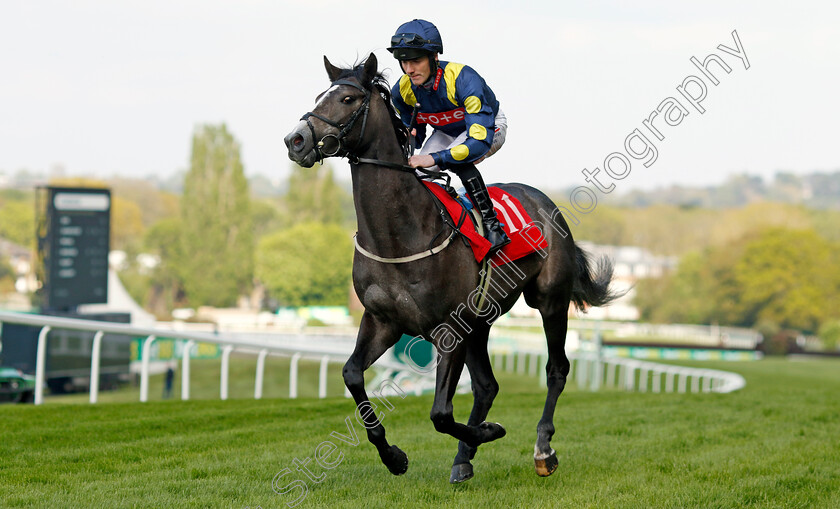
[1,358,838,508]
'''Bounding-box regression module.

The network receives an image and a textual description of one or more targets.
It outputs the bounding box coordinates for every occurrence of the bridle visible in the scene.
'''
[300,79,373,162]
[300,78,449,182]
[300,76,470,264]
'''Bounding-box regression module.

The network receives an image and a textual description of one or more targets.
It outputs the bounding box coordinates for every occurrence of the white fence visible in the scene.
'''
[488,348,746,394]
[0,310,746,405]
[499,317,762,350]
[0,310,428,405]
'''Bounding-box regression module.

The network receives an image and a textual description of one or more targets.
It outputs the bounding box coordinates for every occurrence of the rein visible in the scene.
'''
[348,155,451,185]
[304,77,467,264]
[302,78,448,181]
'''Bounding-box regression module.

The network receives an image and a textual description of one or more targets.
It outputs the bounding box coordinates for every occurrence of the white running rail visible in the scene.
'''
[488,348,746,393]
[0,310,746,405]
[0,310,424,405]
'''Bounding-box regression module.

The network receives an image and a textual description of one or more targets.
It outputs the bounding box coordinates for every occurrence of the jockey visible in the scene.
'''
[388,19,510,254]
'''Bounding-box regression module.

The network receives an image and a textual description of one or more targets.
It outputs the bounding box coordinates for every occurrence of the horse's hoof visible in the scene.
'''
[381,445,409,475]
[450,463,474,484]
[479,421,506,443]
[534,449,558,477]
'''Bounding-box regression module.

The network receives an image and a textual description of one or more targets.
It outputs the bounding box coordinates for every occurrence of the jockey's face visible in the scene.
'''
[401,55,434,86]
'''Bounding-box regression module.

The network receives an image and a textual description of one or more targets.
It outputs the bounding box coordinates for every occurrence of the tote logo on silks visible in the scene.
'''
[422,182,548,265]
[416,108,466,127]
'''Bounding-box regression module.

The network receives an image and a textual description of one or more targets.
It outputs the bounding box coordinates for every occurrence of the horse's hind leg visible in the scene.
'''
[450,331,501,483]
[429,344,506,453]
[343,312,407,475]
[534,304,571,477]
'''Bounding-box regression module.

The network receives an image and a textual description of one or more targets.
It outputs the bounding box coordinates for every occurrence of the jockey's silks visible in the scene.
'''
[392,61,500,168]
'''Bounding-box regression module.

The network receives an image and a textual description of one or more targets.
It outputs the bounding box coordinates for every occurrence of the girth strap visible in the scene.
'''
[354,230,456,264]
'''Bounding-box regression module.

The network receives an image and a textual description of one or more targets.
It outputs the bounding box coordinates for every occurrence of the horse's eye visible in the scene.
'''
[343,96,355,105]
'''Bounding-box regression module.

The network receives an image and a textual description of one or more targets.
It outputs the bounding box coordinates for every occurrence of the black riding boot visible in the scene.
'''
[457,165,511,255]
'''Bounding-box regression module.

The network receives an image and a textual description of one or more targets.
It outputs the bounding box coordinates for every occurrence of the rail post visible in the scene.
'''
[182,340,195,400]
[34,326,51,405]
[290,353,302,398]
[591,325,603,391]
[89,331,104,403]
[220,345,234,400]
[652,369,662,393]
[678,370,688,393]
[139,335,156,402]
[318,355,329,399]
[639,367,649,392]
[255,348,268,399]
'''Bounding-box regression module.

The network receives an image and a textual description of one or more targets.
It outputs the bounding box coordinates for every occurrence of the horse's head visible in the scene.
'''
[284,54,380,168]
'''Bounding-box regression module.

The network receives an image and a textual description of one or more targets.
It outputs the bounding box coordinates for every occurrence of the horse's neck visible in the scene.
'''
[351,143,440,257]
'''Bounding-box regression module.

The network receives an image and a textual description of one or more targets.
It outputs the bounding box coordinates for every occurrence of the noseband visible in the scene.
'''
[299,76,466,264]
[300,79,372,162]
[300,78,451,186]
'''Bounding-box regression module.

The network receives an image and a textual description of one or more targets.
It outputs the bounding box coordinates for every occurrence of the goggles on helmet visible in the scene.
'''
[391,33,432,47]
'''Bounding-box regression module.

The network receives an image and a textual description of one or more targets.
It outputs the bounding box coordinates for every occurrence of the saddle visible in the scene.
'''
[422,181,548,266]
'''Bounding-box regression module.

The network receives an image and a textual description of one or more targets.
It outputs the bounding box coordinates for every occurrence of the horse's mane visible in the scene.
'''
[334,59,410,150]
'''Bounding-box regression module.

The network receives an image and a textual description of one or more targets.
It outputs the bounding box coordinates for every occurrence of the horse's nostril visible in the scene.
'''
[293,134,304,150]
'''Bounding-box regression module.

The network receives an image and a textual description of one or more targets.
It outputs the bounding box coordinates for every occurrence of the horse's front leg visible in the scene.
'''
[449,332,501,483]
[429,342,506,452]
[343,312,407,475]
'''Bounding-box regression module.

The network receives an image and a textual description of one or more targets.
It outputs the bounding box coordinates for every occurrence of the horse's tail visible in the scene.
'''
[571,243,623,310]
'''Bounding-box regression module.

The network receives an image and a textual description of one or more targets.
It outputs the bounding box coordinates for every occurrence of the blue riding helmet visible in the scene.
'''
[388,19,443,61]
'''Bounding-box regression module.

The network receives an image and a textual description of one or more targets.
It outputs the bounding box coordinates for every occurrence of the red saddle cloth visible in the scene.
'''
[422,181,548,265]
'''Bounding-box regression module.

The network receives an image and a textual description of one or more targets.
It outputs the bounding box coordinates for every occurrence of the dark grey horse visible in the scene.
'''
[284,54,619,483]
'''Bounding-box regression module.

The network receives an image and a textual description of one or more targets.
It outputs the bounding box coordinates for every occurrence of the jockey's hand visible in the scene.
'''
[408,154,435,168]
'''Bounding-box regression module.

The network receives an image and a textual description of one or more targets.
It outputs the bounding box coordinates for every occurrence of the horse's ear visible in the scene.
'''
[324,56,342,82]
[362,53,378,84]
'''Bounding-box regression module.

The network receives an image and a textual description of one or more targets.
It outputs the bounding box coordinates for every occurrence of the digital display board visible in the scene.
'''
[37,187,111,310]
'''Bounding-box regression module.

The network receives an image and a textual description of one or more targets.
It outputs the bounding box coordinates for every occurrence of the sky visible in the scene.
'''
[1,0,838,194]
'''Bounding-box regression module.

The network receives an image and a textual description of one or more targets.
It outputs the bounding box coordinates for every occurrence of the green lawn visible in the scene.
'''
[1,358,838,508]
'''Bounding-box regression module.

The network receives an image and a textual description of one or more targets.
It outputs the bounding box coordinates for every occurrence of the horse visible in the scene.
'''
[284,53,619,483]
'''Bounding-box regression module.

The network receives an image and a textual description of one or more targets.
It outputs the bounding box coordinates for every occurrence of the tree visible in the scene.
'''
[636,227,840,334]
[734,228,835,333]
[111,196,145,253]
[282,163,350,227]
[0,255,15,293]
[255,222,352,307]
[808,208,840,243]
[109,178,180,228]
[179,124,254,307]
[0,198,34,248]
[143,217,187,316]
[48,176,108,189]
[251,198,284,240]
[818,320,840,351]
[635,251,714,324]
[709,202,811,248]
[569,205,626,246]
